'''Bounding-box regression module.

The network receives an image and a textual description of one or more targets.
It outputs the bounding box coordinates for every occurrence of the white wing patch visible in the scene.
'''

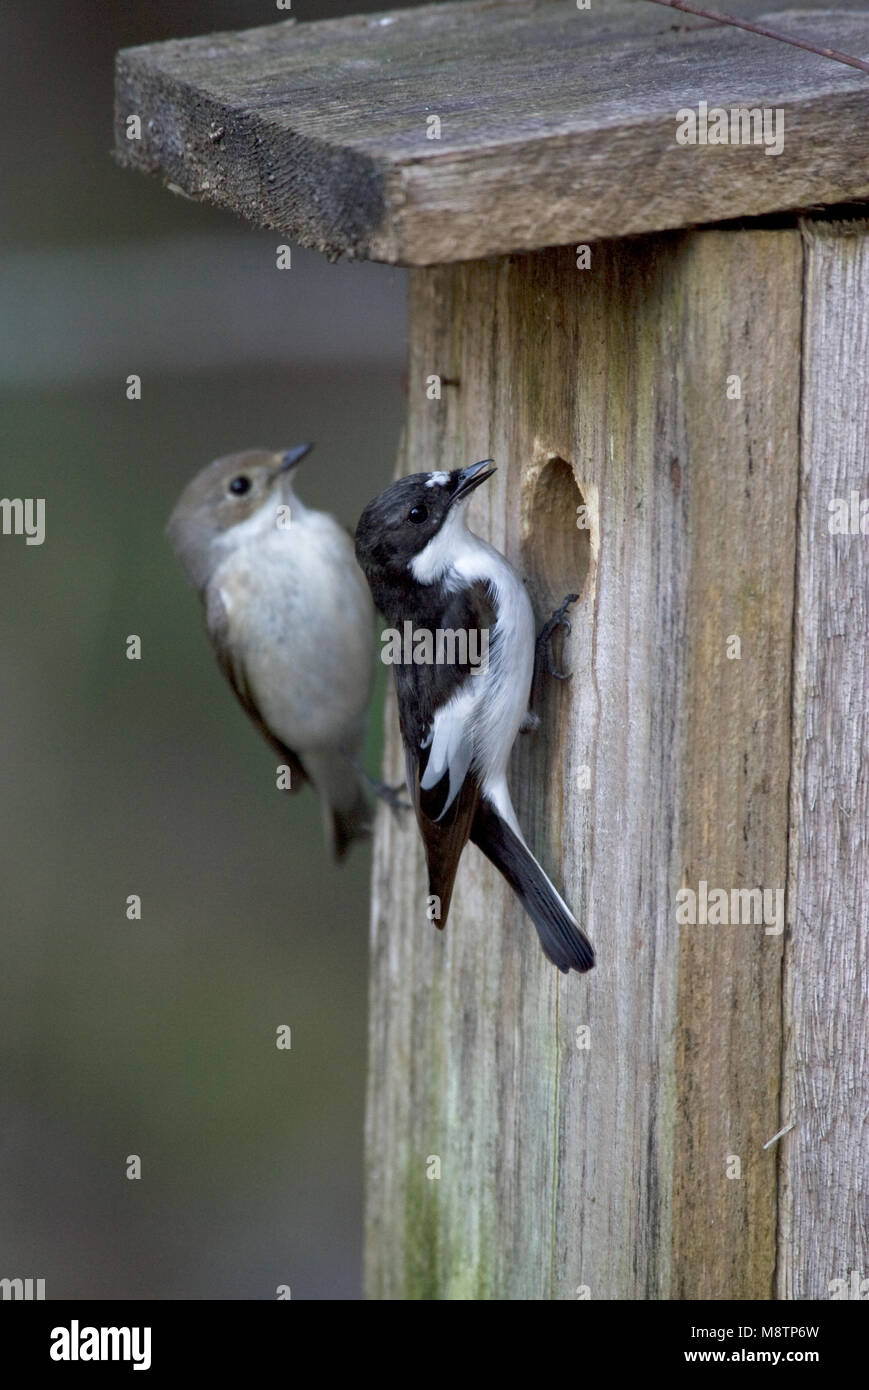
[419,684,477,818]
[409,506,537,822]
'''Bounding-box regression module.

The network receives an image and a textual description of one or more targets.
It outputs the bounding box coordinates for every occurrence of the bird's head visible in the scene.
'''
[166,443,313,590]
[354,460,496,586]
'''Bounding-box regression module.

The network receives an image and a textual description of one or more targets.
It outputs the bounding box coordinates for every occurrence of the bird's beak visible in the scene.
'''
[450,458,496,505]
[273,442,314,478]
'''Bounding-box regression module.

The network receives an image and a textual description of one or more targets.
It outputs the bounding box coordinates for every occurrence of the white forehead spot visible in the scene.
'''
[425,471,451,488]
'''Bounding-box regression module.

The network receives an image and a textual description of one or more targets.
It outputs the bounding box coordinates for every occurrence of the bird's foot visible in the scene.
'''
[343,751,411,817]
[362,771,411,817]
[536,593,579,680]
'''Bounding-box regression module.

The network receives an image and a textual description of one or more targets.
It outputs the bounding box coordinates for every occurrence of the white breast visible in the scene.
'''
[466,543,535,788]
[412,509,535,794]
[212,504,375,754]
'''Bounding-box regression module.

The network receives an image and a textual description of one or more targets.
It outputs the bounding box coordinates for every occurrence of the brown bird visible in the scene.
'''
[167,445,376,859]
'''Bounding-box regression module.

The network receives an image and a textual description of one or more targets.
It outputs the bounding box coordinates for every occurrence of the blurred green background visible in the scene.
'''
[1,1,410,1299]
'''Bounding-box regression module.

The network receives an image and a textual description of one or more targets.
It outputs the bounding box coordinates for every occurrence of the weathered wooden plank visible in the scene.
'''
[364,229,800,1298]
[670,230,800,1299]
[114,1,869,265]
[779,218,869,1301]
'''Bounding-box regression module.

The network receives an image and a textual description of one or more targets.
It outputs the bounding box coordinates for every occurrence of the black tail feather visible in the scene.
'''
[470,799,594,973]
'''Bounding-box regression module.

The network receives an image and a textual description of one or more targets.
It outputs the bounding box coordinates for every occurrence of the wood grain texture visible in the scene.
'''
[365,230,801,1298]
[114,0,869,265]
[778,219,869,1301]
[671,231,800,1299]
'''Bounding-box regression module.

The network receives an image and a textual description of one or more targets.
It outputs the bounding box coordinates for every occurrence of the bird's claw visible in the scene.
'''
[368,776,411,817]
[536,593,579,680]
[344,752,411,817]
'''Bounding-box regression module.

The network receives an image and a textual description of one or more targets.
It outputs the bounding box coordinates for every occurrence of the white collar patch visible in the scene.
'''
[410,504,479,586]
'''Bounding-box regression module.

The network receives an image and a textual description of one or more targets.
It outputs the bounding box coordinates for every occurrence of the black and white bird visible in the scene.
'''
[167,444,376,859]
[355,460,595,973]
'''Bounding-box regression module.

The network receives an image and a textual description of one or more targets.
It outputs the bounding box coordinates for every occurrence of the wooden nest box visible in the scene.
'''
[116,0,869,1300]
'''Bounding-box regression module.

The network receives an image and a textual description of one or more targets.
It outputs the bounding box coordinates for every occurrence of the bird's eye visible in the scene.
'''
[408,505,428,524]
[229,475,251,496]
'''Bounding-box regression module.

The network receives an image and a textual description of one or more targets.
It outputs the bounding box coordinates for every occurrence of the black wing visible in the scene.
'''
[392,579,496,928]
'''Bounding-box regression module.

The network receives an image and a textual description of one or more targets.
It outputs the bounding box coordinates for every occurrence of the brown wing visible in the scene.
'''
[205,586,308,793]
[405,744,481,931]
